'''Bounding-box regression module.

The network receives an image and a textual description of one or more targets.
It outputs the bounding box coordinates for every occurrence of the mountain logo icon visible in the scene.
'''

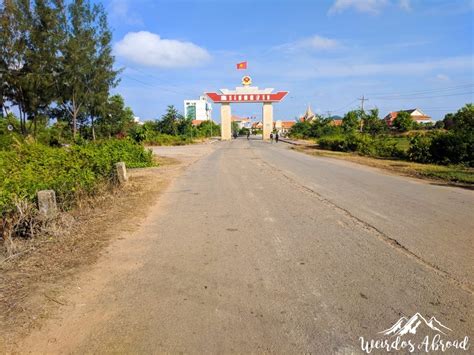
[379,313,452,336]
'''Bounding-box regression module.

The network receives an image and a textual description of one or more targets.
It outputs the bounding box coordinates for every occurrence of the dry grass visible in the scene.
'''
[293,146,474,187]
[0,156,182,349]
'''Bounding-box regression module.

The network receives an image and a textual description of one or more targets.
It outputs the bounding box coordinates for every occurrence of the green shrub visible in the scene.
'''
[429,132,473,166]
[0,139,153,214]
[318,135,347,151]
[318,134,405,159]
[373,138,406,158]
[143,133,194,146]
[408,134,432,163]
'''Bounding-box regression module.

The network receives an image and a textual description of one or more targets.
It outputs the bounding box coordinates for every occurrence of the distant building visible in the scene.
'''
[384,108,432,126]
[274,120,296,136]
[231,115,252,129]
[191,120,207,127]
[300,105,317,122]
[252,121,263,130]
[329,119,343,126]
[184,96,212,121]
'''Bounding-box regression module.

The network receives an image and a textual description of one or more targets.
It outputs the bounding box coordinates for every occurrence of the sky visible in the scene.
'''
[101,0,474,122]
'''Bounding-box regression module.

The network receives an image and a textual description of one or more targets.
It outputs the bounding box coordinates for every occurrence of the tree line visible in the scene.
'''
[289,104,473,166]
[0,0,125,140]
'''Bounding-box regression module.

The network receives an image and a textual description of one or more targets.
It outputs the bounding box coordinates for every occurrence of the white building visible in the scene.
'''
[231,115,252,129]
[184,96,212,121]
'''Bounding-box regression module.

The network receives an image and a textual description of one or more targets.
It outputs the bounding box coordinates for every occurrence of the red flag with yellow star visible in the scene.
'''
[236,61,247,70]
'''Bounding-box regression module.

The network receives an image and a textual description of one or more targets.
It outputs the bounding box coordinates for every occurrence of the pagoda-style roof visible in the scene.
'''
[302,105,316,121]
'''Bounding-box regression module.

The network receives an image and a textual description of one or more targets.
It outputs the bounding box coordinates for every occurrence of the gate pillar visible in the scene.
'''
[262,102,273,140]
[221,103,232,140]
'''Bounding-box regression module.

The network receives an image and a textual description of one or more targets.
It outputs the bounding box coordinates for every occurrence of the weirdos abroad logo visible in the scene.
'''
[359,313,470,353]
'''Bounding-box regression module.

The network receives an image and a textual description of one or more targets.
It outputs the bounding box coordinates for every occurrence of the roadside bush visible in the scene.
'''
[408,134,432,163]
[143,133,194,146]
[429,132,473,166]
[0,114,23,150]
[318,135,347,151]
[0,139,153,215]
[373,138,406,158]
[318,134,405,159]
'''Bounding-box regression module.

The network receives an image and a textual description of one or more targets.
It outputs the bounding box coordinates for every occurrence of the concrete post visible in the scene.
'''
[37,190,57,217]
[262,102,273,140]
[220,103,232,140]
[116,162,128,184]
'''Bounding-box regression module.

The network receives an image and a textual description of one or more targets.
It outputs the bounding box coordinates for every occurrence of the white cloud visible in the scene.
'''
[109,0,143,26]
[328,0,412,14]
[114,31,211,68]
[299,35,341,50]
[260,56,473,79]
[398,0,411,11]
[435,74,450,81]
[328,0,389,14]
[276,35,341,52]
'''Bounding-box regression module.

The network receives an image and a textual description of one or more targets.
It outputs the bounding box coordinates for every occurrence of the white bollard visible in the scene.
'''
[116,162,128,184]
[37,190,57,217]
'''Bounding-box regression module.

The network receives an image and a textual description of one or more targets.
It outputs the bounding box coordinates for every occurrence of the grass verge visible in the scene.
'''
[293,146,474,187]
[0,156,182,350]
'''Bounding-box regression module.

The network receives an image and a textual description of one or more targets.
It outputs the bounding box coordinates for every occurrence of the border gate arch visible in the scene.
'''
[206,77,288,140]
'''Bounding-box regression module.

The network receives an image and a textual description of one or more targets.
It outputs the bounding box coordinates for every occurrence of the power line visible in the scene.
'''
[121,74,199,97]
[123,66,198,97]
[327,99,358,113]
[374,91,473,100]
[367,83,474,98]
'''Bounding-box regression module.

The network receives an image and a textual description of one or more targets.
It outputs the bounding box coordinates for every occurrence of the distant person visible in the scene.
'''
[275,132,279,143]
[270,133,274,143]
[247,131,250,140]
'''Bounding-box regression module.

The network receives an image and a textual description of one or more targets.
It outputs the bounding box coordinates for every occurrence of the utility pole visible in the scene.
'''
[358,95,368,132]
[358,95,368,112]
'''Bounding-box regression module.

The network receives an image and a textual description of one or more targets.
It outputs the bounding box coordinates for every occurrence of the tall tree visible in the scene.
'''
[24,0,64,137]
[86,3,119,140]
[96,94,134,138]
[342,110,360,133]
[57,0,97,138]
[362,108,386,136]
[157,105,181,135]
[0,0,31,134]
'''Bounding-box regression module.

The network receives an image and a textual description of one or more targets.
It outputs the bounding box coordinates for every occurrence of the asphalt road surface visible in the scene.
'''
[21,139,473,353]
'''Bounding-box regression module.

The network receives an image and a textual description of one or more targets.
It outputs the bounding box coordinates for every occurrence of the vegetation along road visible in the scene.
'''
[18,139,473,353]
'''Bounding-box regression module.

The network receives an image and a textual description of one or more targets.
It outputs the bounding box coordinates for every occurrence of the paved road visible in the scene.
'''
[21,139,473,353]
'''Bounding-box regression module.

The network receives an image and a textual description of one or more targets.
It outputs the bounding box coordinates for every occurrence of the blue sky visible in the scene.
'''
[102,0,473,122]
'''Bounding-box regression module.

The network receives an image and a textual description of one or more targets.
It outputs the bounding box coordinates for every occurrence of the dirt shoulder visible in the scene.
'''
[292,145,473,189]
[0,155,184,351]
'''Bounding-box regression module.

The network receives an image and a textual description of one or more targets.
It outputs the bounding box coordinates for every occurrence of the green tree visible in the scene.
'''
[443,113,455,130]
[342,110,360,133]
[197,120,220,137]
[392,111,414,132]
[0,0,32,135]
[96,94,134,138]
[289,120,311,138]
[1,0,65,137]
[57,0,96,138]
[362,108,386,136]
[57,0,116,139]
[86,4,119,140]
[451,103,474,133]
[157,105,181,135]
